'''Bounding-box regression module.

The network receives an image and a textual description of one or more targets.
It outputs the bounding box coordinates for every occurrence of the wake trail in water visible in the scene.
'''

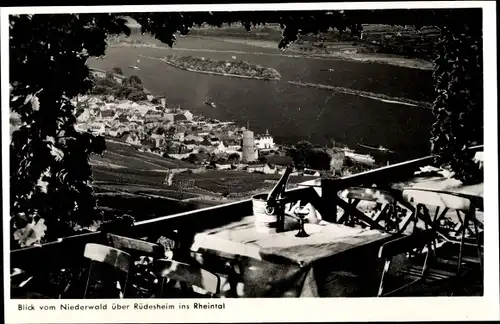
[288,81,433,109]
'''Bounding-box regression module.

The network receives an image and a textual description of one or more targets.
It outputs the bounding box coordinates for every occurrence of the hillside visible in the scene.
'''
[91,141,312,220]
[91,141,198,171]
[189,23,440,60]
[359,24,440,61]
[109,22,438,70]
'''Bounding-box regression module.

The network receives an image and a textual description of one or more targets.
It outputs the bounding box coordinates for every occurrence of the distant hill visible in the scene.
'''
[359,24,440,61]
[118,18,440,62]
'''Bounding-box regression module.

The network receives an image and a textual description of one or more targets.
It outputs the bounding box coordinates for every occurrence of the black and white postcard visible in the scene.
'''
[2,1,498,323]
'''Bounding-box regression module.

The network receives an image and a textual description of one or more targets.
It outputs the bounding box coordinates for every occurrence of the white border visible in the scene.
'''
[2,2,499,323]
[2,2,491,14]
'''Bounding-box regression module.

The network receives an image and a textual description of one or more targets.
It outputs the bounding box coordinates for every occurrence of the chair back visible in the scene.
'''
[190,251,242,276]
[402,188,481,239]
[83,243,131,299]
[106,233,165,257]
[402,188,472,212]
[342,187,396,204]
[154,259,220,295]
[337,187,412,234]
[190,251,243,297]
[378,230,436,260]
[377,230,436,297]
[83,243,131,273]
[402,188,483,276]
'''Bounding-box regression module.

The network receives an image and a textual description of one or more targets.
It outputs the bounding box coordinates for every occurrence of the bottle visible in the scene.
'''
[266,166,293,232]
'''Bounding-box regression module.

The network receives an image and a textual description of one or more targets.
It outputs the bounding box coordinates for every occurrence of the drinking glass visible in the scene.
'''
[294,206,310,237]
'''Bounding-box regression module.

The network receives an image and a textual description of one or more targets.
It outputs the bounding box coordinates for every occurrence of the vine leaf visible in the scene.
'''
[13,218,48,247]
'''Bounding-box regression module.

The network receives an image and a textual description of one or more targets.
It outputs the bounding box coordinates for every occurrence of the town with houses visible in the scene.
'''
[71,71,378,180]
[71,91,301,175]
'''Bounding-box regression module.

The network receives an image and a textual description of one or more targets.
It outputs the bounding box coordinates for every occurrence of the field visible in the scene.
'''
[92,140,198,170]
[96,194,199,222]
[91,141,312,219]
[173,169,311,196]
[93,154,309,198]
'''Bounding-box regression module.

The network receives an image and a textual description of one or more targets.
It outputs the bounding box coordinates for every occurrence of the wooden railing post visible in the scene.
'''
[321,178,338,223]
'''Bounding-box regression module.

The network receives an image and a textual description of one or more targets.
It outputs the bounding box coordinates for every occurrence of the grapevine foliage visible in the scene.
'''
[430,22,483,184]
[9,14,130,247]
[9,9,483,248]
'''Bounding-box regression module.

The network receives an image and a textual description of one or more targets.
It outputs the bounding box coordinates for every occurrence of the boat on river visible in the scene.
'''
[128,59,141,70]
[203,98,216,108]
[358,143,394,154]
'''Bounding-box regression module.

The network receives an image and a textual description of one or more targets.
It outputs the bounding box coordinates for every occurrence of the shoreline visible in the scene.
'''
[197,36,435,71]
[288,81,433,109]
[137,54,281,81]
[110,42,432,70]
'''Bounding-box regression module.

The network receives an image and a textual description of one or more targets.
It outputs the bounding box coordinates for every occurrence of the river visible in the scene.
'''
[88,37,435,161]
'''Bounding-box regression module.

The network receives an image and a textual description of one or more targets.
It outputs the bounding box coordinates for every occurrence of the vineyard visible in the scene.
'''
[90,141,311,219]
[92,141,198,170]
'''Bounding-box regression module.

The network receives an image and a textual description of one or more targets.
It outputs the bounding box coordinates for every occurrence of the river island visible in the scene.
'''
[156,54,282,80]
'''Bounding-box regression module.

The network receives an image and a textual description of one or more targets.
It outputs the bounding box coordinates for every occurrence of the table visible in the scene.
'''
[190,215,393,297]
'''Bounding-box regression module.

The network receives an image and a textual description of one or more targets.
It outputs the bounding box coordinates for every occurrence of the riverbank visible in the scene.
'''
[108,36,433,71]
[188,23,437,70]
[289,81,433,109]
[162,54,281,80]
[202,37,434,71]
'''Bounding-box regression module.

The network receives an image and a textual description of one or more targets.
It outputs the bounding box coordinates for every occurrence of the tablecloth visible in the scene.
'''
[190,215,393,297]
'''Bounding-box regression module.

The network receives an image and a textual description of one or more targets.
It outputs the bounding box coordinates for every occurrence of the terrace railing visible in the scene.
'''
[10,145,483,276]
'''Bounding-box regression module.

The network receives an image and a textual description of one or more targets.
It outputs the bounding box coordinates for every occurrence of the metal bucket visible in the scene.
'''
[252,193,277,233]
